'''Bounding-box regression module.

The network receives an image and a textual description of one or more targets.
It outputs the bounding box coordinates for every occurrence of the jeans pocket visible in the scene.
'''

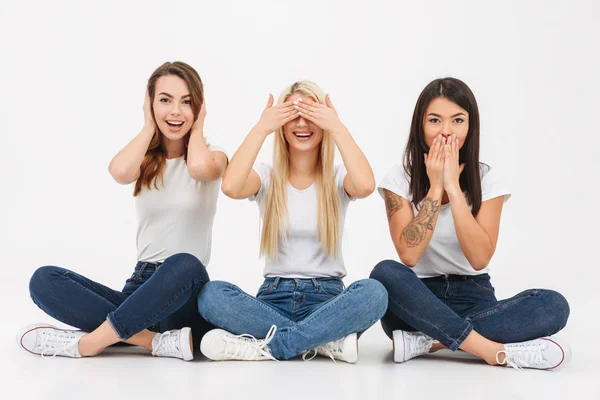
[318,280,344,296]
[468,277,496,294]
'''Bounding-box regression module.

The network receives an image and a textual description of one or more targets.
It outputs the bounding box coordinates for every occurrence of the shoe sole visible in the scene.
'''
[392,330,406,363]
[179,327,194,361]
[541,336,571,371]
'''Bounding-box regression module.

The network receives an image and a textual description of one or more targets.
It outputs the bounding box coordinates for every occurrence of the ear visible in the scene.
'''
[424,153,428,163]
[325,94,335,110]
[265,94,274,109]
[459,163,466,174]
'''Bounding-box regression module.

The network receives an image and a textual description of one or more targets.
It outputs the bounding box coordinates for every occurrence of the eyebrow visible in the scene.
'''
[427,112,467,118]
[158,92,191,99]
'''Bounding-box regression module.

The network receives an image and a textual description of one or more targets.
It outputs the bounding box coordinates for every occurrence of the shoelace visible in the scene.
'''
[302,338,344,363]
[407,334,433,358]
[496,343,545,370]
[38,330,80,358]
[152,330,181,357]
[222,325,278,361]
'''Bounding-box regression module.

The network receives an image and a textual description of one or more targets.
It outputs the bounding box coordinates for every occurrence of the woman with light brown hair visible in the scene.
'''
[17,61,228,361]
[197,81,388,363]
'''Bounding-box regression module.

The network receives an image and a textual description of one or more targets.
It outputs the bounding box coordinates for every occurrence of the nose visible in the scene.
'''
[440,121,452,138]
[296,115,308,127]
[169,102,181,116]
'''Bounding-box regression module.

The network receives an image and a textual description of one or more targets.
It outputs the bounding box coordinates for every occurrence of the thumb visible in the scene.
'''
[265,94,274,109]
[325,93,335,109]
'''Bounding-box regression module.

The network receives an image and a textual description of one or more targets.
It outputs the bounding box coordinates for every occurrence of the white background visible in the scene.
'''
[1,0,599,399]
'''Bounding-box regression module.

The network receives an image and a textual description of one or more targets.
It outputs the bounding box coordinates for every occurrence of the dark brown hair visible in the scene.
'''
[404,77,483,215]
[134,61,204,196]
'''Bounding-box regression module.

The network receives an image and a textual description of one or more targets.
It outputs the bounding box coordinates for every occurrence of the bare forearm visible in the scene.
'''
[222,126,268,195]
[187,128,223,181]
[448,189,494,270]
[331,126,375,197]
[398,187,443,266]
[108,124,155,184]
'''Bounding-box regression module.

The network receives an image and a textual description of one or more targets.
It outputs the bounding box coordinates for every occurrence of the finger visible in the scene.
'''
[294,103,317,118]
[435,136,445,163]
[265,94,274,109]
[294,100,316,113]
[429,137,439,160]
[297,110,317,124]
[281,110,301,124]
[277,103,297,113]
[325,94,335,110]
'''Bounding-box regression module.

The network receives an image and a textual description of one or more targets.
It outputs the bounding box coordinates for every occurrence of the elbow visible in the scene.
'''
[221,180,242,199]
[353,179,376,199]
[397,248,418,268]
[470,250,495,271]
[108,164,137,185]
[187,162,218,182]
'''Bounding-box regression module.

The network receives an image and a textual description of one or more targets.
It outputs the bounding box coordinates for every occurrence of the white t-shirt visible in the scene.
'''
[251,163,354,278]
[378,163,510,278]
[135,145,227,265]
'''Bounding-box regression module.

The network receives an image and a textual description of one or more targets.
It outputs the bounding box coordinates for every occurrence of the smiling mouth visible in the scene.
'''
[294,131,313,139]
[166,121,184,127]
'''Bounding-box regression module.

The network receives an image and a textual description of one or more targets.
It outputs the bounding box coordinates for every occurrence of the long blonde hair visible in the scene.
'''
[134,61,204,196]
[260,81,341,260]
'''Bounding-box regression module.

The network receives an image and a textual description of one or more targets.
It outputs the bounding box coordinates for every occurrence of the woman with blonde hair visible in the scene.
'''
[17,61,228,361]
[198,81,387,363]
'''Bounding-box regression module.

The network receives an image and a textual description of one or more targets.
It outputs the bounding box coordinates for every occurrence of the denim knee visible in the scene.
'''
[356,278,388,320]
[29,265,63,300]
[542,289,570,333]
[162,253,209,283]
[197,280,232,320]
[369,259,415,287]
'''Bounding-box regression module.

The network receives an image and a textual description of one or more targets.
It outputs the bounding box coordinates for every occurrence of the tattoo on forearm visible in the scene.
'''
[383,189,404,221]
[402,198,440,247]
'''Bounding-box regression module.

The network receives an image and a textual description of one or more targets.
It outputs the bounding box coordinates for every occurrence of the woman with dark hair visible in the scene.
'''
[370,77,571,370]
[17,61,228,360]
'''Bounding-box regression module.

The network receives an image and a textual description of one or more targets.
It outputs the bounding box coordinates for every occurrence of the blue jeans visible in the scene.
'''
[370,260,570,351]
[198,277,388,360]
[29,253,213,349]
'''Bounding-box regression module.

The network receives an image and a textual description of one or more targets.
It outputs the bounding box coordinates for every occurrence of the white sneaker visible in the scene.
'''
[303,333,358,363]
[497,336,571,371]
[393,330,434,363]
[17,323,86,358]
[200,325,277,361]
[151,328,193,361]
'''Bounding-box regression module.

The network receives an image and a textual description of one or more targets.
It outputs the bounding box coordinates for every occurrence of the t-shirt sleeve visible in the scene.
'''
[248,162,272,203]
[377,164,410,201]
[334,164,355,203]
[480,164,511,203]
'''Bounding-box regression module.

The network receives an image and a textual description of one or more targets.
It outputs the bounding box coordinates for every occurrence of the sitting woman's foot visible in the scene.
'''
[151,328,194,361]
[393,330,435,363]
[17,323,86,358]
[497,336,571,371]
[200,325,277,361]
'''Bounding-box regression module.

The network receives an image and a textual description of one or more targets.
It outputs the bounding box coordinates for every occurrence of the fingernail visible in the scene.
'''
[293,101,298,105]
[298,98,303,102]
[294,105,299,109]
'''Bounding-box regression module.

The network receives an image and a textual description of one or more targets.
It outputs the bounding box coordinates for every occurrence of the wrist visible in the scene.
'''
[445,182,462,198]
[428,185,444,199]
[142,123,156,136]
[252,123,272,137]
[329,123,348,137]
